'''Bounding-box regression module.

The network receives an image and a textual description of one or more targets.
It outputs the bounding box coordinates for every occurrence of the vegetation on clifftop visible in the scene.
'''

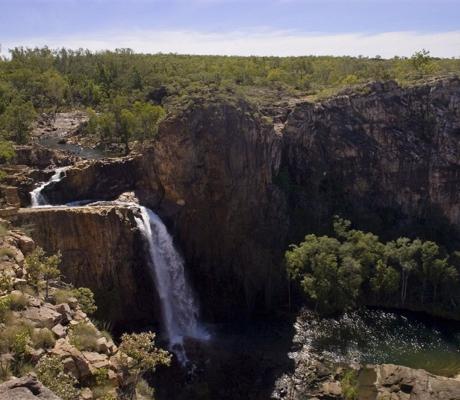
[0,47,458,149]
[286,217,460,316]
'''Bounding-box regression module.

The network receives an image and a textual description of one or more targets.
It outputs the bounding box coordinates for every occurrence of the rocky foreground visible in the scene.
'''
[0,222,148,399]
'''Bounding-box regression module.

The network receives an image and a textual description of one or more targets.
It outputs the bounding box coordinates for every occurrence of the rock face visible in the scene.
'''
[41,158,137,205]
[281,77,460,246]
[26,77,460,321]
[373,364,460,400]
[144,98,288,320]
[15,206,157,327]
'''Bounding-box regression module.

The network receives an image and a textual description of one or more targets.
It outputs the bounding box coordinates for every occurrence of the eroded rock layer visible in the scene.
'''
[15,206,157,327]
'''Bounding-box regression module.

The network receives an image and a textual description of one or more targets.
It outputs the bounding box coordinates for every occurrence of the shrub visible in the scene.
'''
[0,358,12,383]
[0,320,33,353]
[0,296,11,322]
[136,378,155,398]
[69,322,99,351]
[32,328,56,349]
[0,273,13,293]
[36,355,80,400]
[73,287,97,315]
[341,370,358,400]
[54,287,97,315]
[117,332,171,398]
[8,292,29,311]
[53,288,74,305]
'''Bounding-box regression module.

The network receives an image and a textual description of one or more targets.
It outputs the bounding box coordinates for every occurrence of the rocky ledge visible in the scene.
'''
[0,224,126,399]
[14,205,158,327]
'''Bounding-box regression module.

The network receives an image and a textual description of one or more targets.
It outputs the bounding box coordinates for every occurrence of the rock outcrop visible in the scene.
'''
[15,206,157,327]
[281,77,460,246]
[0,375,62,400]
[144,98,288,320]
[40,158,137,205]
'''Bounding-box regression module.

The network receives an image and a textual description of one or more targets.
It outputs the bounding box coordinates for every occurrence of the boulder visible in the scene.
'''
[82,352,109,369]
[374,364,460,400]
[0,374,62,399]
[51,323,66,338]
[51,339,93,380]
[22,305,62,329]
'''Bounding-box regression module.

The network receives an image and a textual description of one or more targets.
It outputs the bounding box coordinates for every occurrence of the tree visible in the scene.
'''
[286,234,362,314]
[119,109,136,155]
[132,101,165,143]
[370,260,400,302]
[37,355,80,400]
[24,247,61,297]
[42,251,61,300]
[117,332,170,399]
[0,99,36,144]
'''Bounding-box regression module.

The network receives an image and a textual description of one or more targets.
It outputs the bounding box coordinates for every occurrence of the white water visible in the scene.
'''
[29,167,208,364]
[30,167,69,207]
[134,206,209,363]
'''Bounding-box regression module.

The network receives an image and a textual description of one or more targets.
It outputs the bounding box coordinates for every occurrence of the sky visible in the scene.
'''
[1,0,459,58]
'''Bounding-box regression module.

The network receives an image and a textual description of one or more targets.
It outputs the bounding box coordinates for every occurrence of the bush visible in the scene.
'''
[69,322,99,351]
[8,292,29,311]
[53,288,74,305]
[73,287,97,315]
[136,378,155,398]
[341,370,358,400]
[54,287,97,315]
[36,355,80,400]
[0,358,12,383]
[0,273,13,293]
[0,296,11,322]
[32,328,56,349]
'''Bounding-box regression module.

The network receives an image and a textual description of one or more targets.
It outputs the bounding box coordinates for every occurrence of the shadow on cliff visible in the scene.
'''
[151,315,296,400]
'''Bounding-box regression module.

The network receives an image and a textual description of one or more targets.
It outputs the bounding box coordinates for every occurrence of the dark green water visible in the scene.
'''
[296,308,460,377]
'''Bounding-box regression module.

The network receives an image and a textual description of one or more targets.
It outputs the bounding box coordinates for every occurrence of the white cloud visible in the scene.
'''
[2,29,460,58]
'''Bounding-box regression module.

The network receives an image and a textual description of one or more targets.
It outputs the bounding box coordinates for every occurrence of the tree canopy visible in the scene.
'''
[286,217,460,315]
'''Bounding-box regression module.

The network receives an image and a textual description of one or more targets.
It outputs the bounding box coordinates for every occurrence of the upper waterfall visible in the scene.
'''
[134,206,209,363]
[30,167,69,207]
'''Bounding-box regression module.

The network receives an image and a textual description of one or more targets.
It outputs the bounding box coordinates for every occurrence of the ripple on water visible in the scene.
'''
[296,308,460,377]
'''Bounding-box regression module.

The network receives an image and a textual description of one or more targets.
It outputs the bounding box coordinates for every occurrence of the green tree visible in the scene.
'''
[24,247,61,297]
[117,332,170,399]
[370,260,400,302]
[0,99,36,144]
[42,251,61,300]
[286,234,362,314]
[132,101,165,142]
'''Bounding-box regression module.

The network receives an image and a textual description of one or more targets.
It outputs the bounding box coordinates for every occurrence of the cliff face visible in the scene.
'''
[15,206,158,327]
[41,158,137,205]
[26,77,460,321]
[281,77,460,245]
[145,99,288,320]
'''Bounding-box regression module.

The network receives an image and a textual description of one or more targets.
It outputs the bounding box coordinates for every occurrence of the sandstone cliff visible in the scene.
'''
[24,77,460,321]
[15,206,157,327]
[281,77,460,247]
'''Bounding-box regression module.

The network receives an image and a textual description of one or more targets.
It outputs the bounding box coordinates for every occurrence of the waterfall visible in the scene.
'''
[134,206,209,363]
[30,167,69,207]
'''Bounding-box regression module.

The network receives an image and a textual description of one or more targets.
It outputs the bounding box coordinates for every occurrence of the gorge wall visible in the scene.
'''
[15,206,158,328]
[281,77,460,247]
[27,77,460,322]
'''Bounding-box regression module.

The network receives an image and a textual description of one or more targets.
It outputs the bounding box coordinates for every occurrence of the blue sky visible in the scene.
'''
[1,0,460,57]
